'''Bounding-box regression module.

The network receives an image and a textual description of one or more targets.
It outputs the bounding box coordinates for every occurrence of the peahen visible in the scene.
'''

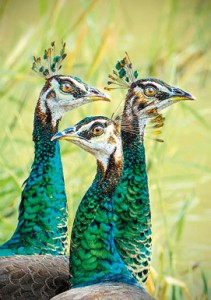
[0,42,110,300]
[0,41,110,256]
[105,54,195,283]
[51,116,154,300]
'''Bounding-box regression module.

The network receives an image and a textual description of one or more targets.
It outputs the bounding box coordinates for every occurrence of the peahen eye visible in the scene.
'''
[61,82,72,93]
[92,126,104,136]
[144,86,156,97]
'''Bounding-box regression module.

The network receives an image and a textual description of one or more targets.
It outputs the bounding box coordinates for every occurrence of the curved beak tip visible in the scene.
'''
[51,132,63,141]
[184,93,196,101]
[190,94,196,101]
[51,136,58,142]
[87,90,112,102]
[172,92,196,101]
[104,94,112,102]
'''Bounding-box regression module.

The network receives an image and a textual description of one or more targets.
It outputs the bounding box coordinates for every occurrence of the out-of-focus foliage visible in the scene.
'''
[0,0,210,299]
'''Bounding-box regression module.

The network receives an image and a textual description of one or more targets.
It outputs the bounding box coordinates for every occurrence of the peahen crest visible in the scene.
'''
[106,53,165,142]
[105,52,139,91]
[32,41,67,79]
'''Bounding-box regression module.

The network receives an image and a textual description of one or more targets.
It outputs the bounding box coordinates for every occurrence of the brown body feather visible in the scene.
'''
[51,282,155,300]
[0,255,69,300]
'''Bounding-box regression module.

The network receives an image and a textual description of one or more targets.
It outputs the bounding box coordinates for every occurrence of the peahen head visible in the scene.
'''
[38,76,110,124]
[33,42,110,126]
[120,78,195,140]
[105,53,195,120]
[125,78,195,116]
[52,116,121,169]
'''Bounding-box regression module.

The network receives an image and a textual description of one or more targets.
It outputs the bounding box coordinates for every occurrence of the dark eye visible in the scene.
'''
[92,126,104,136]
[61,82,72,93]
[144,86,156,97]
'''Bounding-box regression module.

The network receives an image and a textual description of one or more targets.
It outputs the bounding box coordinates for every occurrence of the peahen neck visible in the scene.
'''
[0,100,68,256]
[113,99,152,283]
[70,147,138,288]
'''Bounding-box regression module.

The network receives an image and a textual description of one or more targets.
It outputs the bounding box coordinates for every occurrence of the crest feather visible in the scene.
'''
[32,41,67,79]
[105,52,139,91]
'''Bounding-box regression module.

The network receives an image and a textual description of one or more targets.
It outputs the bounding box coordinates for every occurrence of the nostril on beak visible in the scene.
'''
[172,88,183,95]
[66,129,75,134]
[90,89,98,95]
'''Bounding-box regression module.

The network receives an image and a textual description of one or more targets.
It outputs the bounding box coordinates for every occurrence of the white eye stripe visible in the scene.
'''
[143,82,159,89]
[135,81,169,92]
[59,76,86,92]
[143,81,172,92]
[76,119,108,134]
[145,81,157,85]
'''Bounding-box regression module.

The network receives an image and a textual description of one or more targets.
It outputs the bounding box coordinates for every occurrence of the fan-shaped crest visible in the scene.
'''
[105,52,139,91]
[32,41,67,79]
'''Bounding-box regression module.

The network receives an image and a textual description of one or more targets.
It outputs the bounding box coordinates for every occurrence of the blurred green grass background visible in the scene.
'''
[0,0,210,299]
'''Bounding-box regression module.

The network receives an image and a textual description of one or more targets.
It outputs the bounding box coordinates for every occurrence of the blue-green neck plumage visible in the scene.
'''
[0,101,68,256]
[113,96,152,283]
[70,150,138,288]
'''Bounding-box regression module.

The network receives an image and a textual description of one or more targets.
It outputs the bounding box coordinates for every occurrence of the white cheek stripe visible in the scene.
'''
[51,78,60,89]
[40,88,52,113]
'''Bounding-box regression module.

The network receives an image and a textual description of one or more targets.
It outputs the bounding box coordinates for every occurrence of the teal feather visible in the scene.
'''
[109,54,194,284]
[0,112,68,256]
[114,131,151,283]
[0,62,110,256]
[60,117,141,288]
[70,154,137,287]
[107,54,152,282]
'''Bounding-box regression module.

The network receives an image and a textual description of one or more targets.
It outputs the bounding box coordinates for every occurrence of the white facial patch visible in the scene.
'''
[45,78,87,125]
[50,78,75,102]
[134,86,143,93]
[75,120,121,170]
[40,89,50,114]
[91,124,120,170]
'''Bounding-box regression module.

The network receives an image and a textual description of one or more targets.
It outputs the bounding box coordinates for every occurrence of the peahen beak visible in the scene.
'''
[51,127,76,141]
[170,87,195,101]
[85,87,111,102]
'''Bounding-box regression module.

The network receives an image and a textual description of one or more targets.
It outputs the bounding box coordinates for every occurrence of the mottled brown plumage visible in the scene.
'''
[0,255,69,300]
[51,282,155,300]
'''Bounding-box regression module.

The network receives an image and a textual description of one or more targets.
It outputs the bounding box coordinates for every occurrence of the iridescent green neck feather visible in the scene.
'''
[70,136,138,288]
[0,99,68,256]
[107,54,195,284]
[113,93,151,284]
[0,41,110,256]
